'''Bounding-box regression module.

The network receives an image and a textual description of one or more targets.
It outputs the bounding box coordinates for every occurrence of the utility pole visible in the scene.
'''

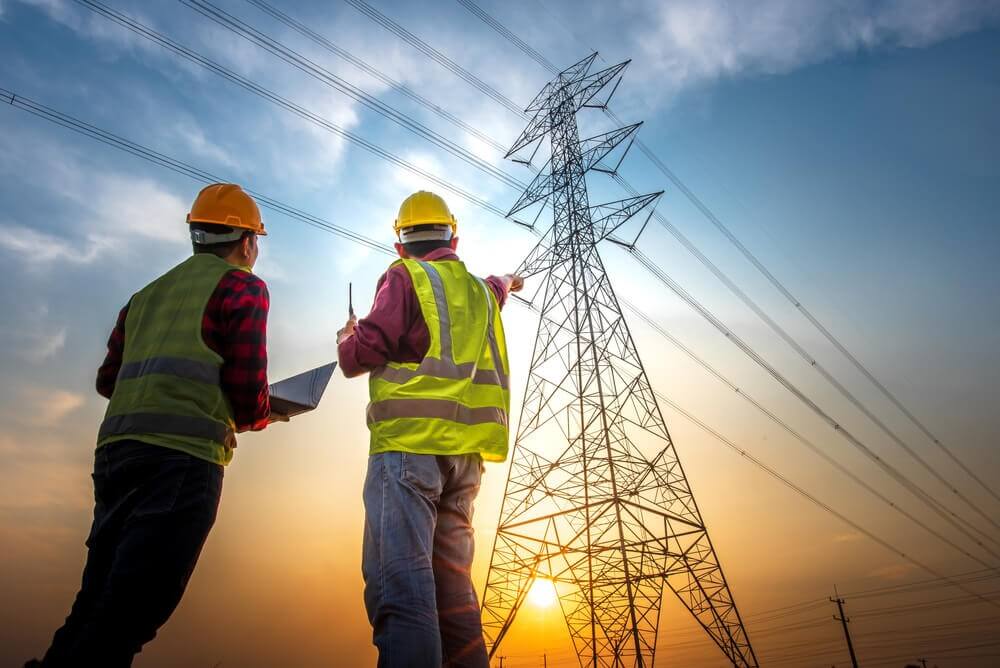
[543,653,547,668]
[831,587,859,668]
[479,53,757,667]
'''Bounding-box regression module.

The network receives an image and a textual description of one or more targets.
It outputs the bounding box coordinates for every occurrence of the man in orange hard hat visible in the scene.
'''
[27,184,272,668]
[338,191,523,667]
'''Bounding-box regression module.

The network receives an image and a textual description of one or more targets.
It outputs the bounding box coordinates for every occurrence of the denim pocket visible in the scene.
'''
[399,452,442,501]
[132,456,191,518]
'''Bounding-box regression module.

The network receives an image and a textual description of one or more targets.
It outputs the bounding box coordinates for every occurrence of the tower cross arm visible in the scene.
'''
[580,122,643,172]
[592,191,664,242]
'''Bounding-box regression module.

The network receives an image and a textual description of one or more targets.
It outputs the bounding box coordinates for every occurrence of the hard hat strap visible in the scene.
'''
[399,225,453,243]
[190,228,247,245]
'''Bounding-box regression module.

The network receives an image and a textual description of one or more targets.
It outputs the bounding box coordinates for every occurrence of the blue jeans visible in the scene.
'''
[38,440,223,667]
[362,452,488,668]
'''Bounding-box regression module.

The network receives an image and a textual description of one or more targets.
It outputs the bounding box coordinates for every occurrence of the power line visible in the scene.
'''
[625,294,1000,568]
[612,173,999,542]
[12,67,999,664]
[341,0,525,116]
[360,0,1000,564]
[245,0,509,154]
[178,0,527,191]
[450,0,998,555]
[29,0,1000,624]
[69,0,508,219]
[244,3,1000,568]
[480,0,999,511]
[9,70,1000,664]
[454,0,560,75]
[330,0,1000,570]
[610,104,1000,509]
[625,244,1000,565]
[0,87,393,257]
[650,385,1000,611]
[231,0,1000,565]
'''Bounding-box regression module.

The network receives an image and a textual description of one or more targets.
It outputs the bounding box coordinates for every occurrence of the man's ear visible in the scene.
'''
[449,236,459,251]
[242,233,255,260]
[394,242,408,259]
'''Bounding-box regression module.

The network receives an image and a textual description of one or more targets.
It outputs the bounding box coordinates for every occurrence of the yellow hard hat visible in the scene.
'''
[187,183,267,236]
[394,190,457,238]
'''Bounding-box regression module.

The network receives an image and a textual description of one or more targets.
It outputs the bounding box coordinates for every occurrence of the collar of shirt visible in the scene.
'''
[413,247,459,262]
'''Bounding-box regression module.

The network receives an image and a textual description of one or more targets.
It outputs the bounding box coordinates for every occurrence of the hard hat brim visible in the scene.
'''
[187,217,267,236]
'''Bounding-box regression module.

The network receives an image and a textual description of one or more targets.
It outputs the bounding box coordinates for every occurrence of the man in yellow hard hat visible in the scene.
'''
[28,184,272,668]
[338,191,523,667]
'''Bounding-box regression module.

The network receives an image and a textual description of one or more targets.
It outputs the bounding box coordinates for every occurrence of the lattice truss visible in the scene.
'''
[481,54,758,667]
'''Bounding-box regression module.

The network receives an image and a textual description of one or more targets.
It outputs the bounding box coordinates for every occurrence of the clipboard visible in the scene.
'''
[268,362,337,422]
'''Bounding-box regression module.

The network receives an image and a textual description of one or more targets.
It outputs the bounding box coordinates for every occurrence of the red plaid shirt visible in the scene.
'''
[97,268,271,433]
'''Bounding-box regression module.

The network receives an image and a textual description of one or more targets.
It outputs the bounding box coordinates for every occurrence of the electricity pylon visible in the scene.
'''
[480,54,757,667]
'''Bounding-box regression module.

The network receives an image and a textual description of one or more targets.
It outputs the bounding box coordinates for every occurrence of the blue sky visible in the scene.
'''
[2,1,1000,666]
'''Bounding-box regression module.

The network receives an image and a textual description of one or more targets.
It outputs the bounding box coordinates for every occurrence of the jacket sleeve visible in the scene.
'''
[218,272,271,432]
[338,267,427,377]
[485,275,509,310]
[96,301,130,399]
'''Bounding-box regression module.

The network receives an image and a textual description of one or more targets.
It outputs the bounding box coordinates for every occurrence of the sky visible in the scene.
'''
[1,0,999,666]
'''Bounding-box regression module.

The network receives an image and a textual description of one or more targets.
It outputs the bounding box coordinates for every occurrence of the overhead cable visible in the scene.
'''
[70,0,508,219]
[246,0,509,153]
[627,245,1000,564]
[244,0,1000,569]
[354,0,998,546]
[8,82,998,622]
[0,87,392,256]
[179,0,527,191]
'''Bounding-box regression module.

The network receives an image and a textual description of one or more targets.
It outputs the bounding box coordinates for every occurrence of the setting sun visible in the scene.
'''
[527,578,559,608]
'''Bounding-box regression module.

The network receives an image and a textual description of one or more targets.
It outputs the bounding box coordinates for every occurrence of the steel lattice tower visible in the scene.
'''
[480,54,757,667]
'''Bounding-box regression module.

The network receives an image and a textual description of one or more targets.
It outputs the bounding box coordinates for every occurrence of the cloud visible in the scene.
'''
[14,0,164,56]
[0,222,109,264]
[0,304,69,363]
[173,120,240,172]
[0,171,188,267]
[16,387,85,426]
[28,327,67,362]
[631,0,1000,99]
[86,174,190,244]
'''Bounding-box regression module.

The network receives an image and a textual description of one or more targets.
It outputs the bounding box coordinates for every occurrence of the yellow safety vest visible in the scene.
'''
[367,259,510,462]
[98,254,243,465]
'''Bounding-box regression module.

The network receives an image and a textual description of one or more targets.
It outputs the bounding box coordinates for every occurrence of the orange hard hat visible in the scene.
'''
[187,183,266,235]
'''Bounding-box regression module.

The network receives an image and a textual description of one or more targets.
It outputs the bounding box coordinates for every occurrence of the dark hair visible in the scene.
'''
[190,222,252,258]
[400,224,452,258]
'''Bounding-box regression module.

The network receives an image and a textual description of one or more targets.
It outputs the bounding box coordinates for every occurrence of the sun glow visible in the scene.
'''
[527,578,559,608]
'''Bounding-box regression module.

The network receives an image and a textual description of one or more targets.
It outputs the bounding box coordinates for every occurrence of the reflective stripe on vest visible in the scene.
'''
[367,399,507,427]
[370,263,508,390]
[99,412,234,445]
[116,356,221,385]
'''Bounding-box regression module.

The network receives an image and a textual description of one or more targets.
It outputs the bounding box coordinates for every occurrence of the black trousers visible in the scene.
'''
[39,440,223,667]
